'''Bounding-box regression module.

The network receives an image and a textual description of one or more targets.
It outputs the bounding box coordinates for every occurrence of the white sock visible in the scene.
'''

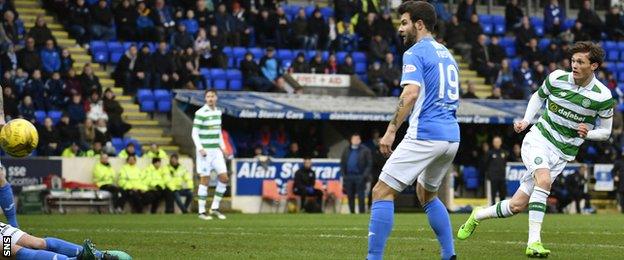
[198,184,208,214]
[475,199,514,221]
[210,181,227,210]
[528,187,549,244]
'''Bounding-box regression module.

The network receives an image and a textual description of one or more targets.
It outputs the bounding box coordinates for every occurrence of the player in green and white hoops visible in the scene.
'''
[457,42,615,257]
[191,89,230,220]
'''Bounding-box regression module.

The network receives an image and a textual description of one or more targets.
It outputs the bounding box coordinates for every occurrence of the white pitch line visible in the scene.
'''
[29,227,624,250]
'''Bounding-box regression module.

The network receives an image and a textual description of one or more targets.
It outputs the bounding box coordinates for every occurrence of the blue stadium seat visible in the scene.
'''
[355,62,367,74]
[111,138,124,153]
[90,41,108,63]
[210,69,226,80]
[534,25,544,37]
[123,138,142,156]
[608,50,619,61]
[34,110,46,125]
[122,42,134,51]
[107,41,124,54]
[137,89,153,103]
[563,19,575,30]
[140,100,156,112]
[233,47,247,59]
[462,166,479,190]
[320,7,333,19]
[604,41,617,51]
[226,69,242,80]
[48,110,62,125]
[305,6,315,18]
[306,50,317,60]
[337,52,348,62]
[213,79,228,90]
[500,37,514,48]
[223,46,233,57]
[153,89,171,101]
[505,46,516,57]
[478,15,492,24]
[482,23,493,35]
[530,17,544,27]
[110,52,123,63]
[93,51,108,63]
[494,24,505,35]
[281,60,292,70]
[616,62,624,71]
[606,62,618,73]
[90,41,107,52]
[538,39,550,51]
[157,100,171,113]
[227,57,235,68]
[510,58,521,70]
[229,79,243,90]
[391,88,401,97]
[249,47,263,59]
[352,52,366,63]
[276,49,293,62]
[618,72,624,83]
[492,15,504,25]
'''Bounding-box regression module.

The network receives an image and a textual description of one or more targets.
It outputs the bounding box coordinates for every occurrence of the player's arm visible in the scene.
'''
[379,84,420,157]
[579,116,612,141]
[191,114,205,155]
[514,79,548,133]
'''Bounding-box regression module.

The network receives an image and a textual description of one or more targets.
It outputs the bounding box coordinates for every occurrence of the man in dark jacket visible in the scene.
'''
[240,52,274,91]
[293,157,323,212]
[90,0,115,40]
[565,165,592,214]
[17,36,41,74]
[68,0,91,45]
[340,133,372,214]
[150,42,179,89]
[485,136,507,205]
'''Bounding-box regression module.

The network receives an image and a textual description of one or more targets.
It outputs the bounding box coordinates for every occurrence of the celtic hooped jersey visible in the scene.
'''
[533,69,615,160]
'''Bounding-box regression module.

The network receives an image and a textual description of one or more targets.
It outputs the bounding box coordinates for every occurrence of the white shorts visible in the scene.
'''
[379,139,459,192]
[518,130,568,195]
[0,222,24,247]
[196,149,227,176]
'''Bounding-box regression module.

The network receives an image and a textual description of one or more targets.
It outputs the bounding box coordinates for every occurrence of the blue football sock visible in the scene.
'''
[424,198,455,260]
[367,200,394,260]
[44,237,82,257]
[16,247,71,260]
[0,183,18,227]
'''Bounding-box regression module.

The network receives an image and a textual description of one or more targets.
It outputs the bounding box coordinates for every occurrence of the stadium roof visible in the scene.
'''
[175,90,529,124]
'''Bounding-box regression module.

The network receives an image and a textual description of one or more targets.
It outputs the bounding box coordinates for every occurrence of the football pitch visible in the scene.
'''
[17,213,624,259]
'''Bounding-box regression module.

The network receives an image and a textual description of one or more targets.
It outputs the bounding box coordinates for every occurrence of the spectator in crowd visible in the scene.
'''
[84,141,105,157]
[118,155,147,213]
[68,0,91,46]
[613,153,624,213]
[308,9,328,50]
[93,153,123,213]
[456,0,477,24]
[544,42,564,65]
[524,38,542,67]
[515,16,537,55]
[290,52,310,73]
[0,0,16,20]
[145,143,167,159]
[309,52,325,74]
[381,52,401,91]
[136,1,156,41]
[18,95,35,121]
[340,133,371,214]
[61,142,81,157]
[465,14,483,45]
[206,25,227,69]
[17,37,41,74]
[58,113,80,147]
[59,48,73,76]
[44,72,66,109]
[114,0,136,41]
[66,94,86,125]
[28,15,55,48]
[577,0,603,40]
[241,52,273,92]
[364,129,385,211]
[514,60,534,99]
[293,157,324,212]
[13,68,29,98]
[356,12,377,51]
[259,47,280,82]
[461,81,479,99]
[79,118,96,146]
[25,70,45,110]
[213,3,239,46]
[95,117,111,143]
[177,47,202,88]
[64,68,82,96]
[495,59,514,97]
[1,44,17,72]
[275,6,290,48]
[369,34,390,62]
[605,5,624,40]
[487,87,503,100]
[37,117,60,155]
[544,0,565,36]
[40,39,60,75]
[102,88,130,137]
[509,143,522,162]
[488,36,506,65]
[145,157,173,214]
[270,124,289,157]
[180,10,198,36]
[86,92,108,122]
[368,61,387,96]
[445,15,471,61]
[335,0,359,22]
[193,0,213,29]
[505,0,524,31]
[374,9,397,48]
[255,9,278,48]
[485,136,507,205]
[118,142,138,158]
[285,142,302,158]
[90,0,115,40]
[80,63,102,97]
[151,42,179,89]
[291,8,309,49]
[168,154,193,213]
[2,86,18,120]
[565,165,593,214]
[114,44,141,95]
[193,28,211,68]
[3,10,23,45]
[151,0,175,41]
[338,55,355,75]
[170,23,194,50]
[471,34,498,84]
[571,21,591,42]
[324,53,338,74]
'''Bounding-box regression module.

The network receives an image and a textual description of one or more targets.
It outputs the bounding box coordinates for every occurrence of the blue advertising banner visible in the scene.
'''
[233,158,341,196]
[1,157,62,189]
[505,163,582,197]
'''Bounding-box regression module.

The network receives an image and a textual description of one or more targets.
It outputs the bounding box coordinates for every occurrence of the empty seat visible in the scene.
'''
[494,24,505,35]
[276,49,293,61]
[355,62,367,74]
[226,69,242,80]
[34,110,46,125]
[248,47,263,58]
[482,23,493,35]
[233,47,247,58]
[210,69,226,79]
[229,79,243,90]
[140,100,156,112]
[136,89,153,103]
[213,79,228,90]
[48,110,63,125]
[153,89,171,101]
[478,15,492,24]
[352,52,366,63]
[157,100,171,113]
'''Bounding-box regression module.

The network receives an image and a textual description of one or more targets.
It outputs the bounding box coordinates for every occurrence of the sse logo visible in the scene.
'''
[402,64,416,73]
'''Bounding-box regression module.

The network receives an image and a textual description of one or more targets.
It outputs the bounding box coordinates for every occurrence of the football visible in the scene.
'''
[0,119,39,157]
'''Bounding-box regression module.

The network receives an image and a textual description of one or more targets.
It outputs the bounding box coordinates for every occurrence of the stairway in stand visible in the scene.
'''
[15,0,180,154]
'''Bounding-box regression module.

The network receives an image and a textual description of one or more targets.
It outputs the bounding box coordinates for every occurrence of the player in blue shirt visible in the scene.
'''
[366,2,460,260]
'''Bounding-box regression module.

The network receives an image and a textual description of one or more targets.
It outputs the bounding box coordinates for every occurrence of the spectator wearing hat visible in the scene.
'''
[290,52,310,73]
[259,47,281,82]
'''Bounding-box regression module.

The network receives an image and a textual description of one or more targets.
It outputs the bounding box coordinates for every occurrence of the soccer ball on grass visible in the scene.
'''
[0,119,39,157]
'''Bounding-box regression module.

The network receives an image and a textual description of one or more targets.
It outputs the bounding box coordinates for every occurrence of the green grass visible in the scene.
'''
[16,213,624,259]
